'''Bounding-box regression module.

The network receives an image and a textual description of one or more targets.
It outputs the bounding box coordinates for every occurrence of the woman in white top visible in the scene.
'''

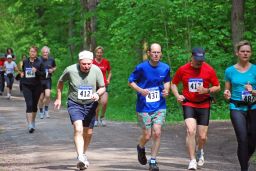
[4,55,20,99]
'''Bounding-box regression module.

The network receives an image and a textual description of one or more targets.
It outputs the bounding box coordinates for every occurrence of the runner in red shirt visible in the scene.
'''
[92,46,112,127]
[0,54,6,95]
[171,47,220,170]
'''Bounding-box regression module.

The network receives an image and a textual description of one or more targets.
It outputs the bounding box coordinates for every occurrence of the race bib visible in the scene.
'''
[241,90,255,103]
[78,86,93,100]
[146,87,160,103]
[25,68,35,78]
[188,78,203,92]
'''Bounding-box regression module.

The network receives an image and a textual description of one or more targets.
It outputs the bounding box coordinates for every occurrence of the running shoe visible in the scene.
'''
[39,111,44,119]
[7,93,11,99]
[94,120,98,127]
[137,144,147,165]
[28,124,35,133]
[188,159,197,170]
[32,121,35,129]
[196,150,205,167]
[77,154,89,170]
[149,160,159,171]
[100,118,106,127]
[45,111,50,118]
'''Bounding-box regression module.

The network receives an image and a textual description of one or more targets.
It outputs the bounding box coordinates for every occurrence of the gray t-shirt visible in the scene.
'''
[59,63,104,105]
[4,61,17,75]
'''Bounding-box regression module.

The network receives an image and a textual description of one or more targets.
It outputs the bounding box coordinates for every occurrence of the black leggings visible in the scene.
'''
[0,71,5,92]
[230,109,256,171]
[22,84,42,113]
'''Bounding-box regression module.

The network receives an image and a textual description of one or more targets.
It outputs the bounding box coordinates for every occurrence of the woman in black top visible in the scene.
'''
[21,46,45,133]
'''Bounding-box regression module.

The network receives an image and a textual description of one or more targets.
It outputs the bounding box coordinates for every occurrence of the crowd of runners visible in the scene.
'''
[0,41,255,171]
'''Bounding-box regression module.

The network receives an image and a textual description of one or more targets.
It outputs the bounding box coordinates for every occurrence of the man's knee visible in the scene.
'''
[187,128,196,137]
[153,130,161,139]
[143,131,152,141]
[199,134,207,142]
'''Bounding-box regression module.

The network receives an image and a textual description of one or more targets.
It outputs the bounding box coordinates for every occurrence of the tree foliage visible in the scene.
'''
[1,0,256,121]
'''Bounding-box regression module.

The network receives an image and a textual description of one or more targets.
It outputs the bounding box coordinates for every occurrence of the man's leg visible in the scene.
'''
[73,120,84,156]
[137,127,151,165]
[185,118,197,160]
[38,92,45,119]
[83,127,93,153]
[139,127,152,148]
[197,125,208,166]
[73,120,90,170]
[197,125,208,148]
[151,124,162,158]
[43,89,51,118]
[185,118,198,170]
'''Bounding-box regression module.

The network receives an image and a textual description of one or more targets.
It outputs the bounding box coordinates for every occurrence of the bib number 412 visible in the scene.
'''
[78,86,93,100]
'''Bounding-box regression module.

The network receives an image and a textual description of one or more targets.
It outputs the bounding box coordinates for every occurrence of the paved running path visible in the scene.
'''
[0,83,255,171]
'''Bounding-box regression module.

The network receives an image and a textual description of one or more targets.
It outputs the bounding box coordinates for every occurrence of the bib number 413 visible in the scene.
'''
[188,78,203,92]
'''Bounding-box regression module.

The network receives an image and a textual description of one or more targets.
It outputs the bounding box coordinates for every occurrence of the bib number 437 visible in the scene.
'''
[146,87,160,103]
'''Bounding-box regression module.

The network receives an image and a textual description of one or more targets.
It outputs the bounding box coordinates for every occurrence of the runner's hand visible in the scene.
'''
[139,89,149,96]
[176,94,185,103]
[197,86,208,94]
[162,89,169,98]
[54,99,61,110]
[32,67,37,73]
[224,90,231,100]
[245,81,253,92]
[48,68,54,73]
[20,72,24,78]
[92,93,100,101]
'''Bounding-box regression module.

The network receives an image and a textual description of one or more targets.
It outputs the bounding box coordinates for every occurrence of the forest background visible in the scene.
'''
[0,0,253,122]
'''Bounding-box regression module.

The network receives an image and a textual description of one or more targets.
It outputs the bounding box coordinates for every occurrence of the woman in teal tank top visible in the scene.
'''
[224,40,256,171]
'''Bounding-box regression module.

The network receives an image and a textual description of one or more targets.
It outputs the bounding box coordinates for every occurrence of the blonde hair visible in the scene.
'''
[95,46,104,53]
[235,40,252,52]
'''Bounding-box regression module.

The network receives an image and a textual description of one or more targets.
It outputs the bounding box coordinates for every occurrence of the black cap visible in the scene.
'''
[192,47,205,61]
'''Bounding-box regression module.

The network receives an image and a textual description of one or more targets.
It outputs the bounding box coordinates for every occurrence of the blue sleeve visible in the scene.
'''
[164,66,171,83]
[128,65,142,83]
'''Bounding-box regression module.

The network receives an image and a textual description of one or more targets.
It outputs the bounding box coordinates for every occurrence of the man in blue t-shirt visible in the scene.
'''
[128,43,171,171]
[38,46,57,119]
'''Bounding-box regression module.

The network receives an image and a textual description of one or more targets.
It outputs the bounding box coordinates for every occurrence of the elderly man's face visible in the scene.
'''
[79,59,93,73]
[42,49,49,59]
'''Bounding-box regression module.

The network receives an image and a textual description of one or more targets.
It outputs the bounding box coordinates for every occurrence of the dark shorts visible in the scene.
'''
[67,99,98,128]
[41,79,52,91]
[4,75,14,89]
[182,106,210,126]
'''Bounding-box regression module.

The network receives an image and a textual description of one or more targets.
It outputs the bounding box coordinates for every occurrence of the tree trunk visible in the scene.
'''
[142,40,148,61]
[231,0,245,53]
[68,19,75,63]
[80,0,98,51]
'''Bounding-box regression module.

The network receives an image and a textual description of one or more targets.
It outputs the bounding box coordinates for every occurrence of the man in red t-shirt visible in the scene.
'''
[171,47,220,170]
[92,46,112,127]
